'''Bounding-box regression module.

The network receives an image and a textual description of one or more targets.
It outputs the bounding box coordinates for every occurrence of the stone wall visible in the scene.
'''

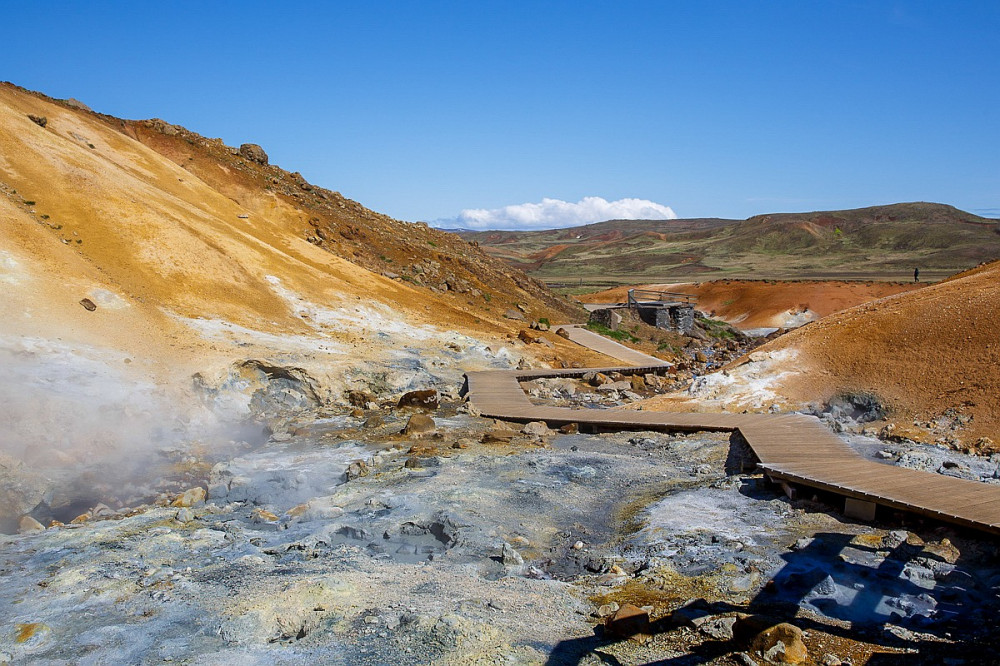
[636,304,694,333]
[588,308,623,331]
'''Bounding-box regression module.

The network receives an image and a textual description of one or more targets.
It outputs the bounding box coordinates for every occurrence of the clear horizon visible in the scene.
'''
[2,1,998,229]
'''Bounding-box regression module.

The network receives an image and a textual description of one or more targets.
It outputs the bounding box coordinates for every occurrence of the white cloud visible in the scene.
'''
[435,196,677,230]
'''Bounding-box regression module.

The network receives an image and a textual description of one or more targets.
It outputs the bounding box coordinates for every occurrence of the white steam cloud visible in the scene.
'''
[436,196,677,231]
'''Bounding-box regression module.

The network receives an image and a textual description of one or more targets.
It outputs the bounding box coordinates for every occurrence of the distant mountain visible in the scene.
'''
[458,203,1000,283]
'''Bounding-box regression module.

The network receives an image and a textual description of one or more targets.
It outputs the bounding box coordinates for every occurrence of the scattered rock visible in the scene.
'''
[820,655,843,666]
[250,508,279,524]
[238,143,268,165]
[500,542,524,566]
[363,414,384,429]
[348,389,377,408]
[482,429,518,444]
[504,309,525,321]
[403,414,436,436]
[698,615,737,641]
[596,602,620,618]
[171,487,207,507]
[345,460,370,481]
[65,98,92,111]
[751,623,809,664]
[522,421,550,437]
[27,114,47,127]
[518,329,543,344]
[175,508,195,523]
[79,298,97,311]
[589,373,610,387]
[630,374,646,391]
[18,515,44,534]
[398,389,439,410]
[559,423,579,434]
[555,327,571,339]
[604,604,651,642]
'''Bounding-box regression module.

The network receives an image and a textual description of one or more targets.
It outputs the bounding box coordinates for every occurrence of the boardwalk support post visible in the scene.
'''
[844,498,877,521]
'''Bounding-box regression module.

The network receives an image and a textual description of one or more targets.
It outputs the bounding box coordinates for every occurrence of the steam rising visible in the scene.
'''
[0,337,242,530]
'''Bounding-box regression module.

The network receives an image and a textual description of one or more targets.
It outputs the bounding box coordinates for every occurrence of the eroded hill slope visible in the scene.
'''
[638,261,1000,448]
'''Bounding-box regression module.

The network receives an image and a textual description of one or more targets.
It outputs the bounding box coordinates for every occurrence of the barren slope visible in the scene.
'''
[638,261,1000,446]
[0,83,606,444]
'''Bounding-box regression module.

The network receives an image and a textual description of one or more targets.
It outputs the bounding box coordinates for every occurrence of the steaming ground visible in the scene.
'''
[3,391,1000,664]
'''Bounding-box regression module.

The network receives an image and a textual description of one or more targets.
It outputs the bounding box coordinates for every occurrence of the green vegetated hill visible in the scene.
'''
[457,203,1000,283]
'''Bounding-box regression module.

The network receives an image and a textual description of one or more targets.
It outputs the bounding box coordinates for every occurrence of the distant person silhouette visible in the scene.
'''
[914,267,920,283]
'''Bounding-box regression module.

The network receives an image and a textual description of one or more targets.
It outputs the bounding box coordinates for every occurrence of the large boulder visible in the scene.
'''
[239,143,269,165]
[751,622,809,664]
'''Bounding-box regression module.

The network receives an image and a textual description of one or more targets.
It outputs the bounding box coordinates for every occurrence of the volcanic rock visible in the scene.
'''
[503,309,525,321]
[171,487,207,507]
[27,114,46,127]
[751,622,808,664]
[18,515,44,533]
[518,329,542,344]
[238,143,268,165]
[79,298,97,311]
[555,327,571,339]
[398,389,439,410]
[605,603,651,642]
[403,414,436,436]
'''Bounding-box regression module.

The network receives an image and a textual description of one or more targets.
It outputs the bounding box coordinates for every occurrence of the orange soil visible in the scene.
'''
[638,263,1000,444]
[581,280,923,328]
[0,84,604,382]
[765,261,1000,441]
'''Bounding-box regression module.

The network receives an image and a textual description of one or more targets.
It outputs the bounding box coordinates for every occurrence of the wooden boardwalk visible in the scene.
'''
[465,328,1000,536]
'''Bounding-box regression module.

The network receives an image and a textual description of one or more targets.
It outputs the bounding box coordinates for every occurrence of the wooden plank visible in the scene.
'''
[464,336,1000,537]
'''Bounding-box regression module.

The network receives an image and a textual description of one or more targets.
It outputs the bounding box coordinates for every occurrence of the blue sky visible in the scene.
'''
[2,1,998,228]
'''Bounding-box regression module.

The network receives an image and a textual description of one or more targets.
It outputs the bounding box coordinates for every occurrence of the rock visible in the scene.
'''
[171,487,206,507]
[698,615,737,641]
[572,540,584,550]
[398,389,439,410]
[522,421,550,437]
[403,414,436,436]
[555,327,571,339]
[18,515,44,533]
[250,508,279,524]
[596,602,620,618]
[733,653,760,666]
[589,372,610,387]
[238,143,268,165]
[345,460,369,480]
[0,454,52,530]
[65,98,92,111]
[518,329,543,344]
[347,389,377,408]
[820,655,843,666]
[79,298,97,311]
[500,542,524,566]
[175,508,195,523]
[559,423,579,434]
[605,604,651,642]
[504,309,525,321]
[27,114,47,127]
[630,374,646,391]
[751,623,808,664]
[482,429,518,444]
[363,414,384,429]
[694,351,708,363]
